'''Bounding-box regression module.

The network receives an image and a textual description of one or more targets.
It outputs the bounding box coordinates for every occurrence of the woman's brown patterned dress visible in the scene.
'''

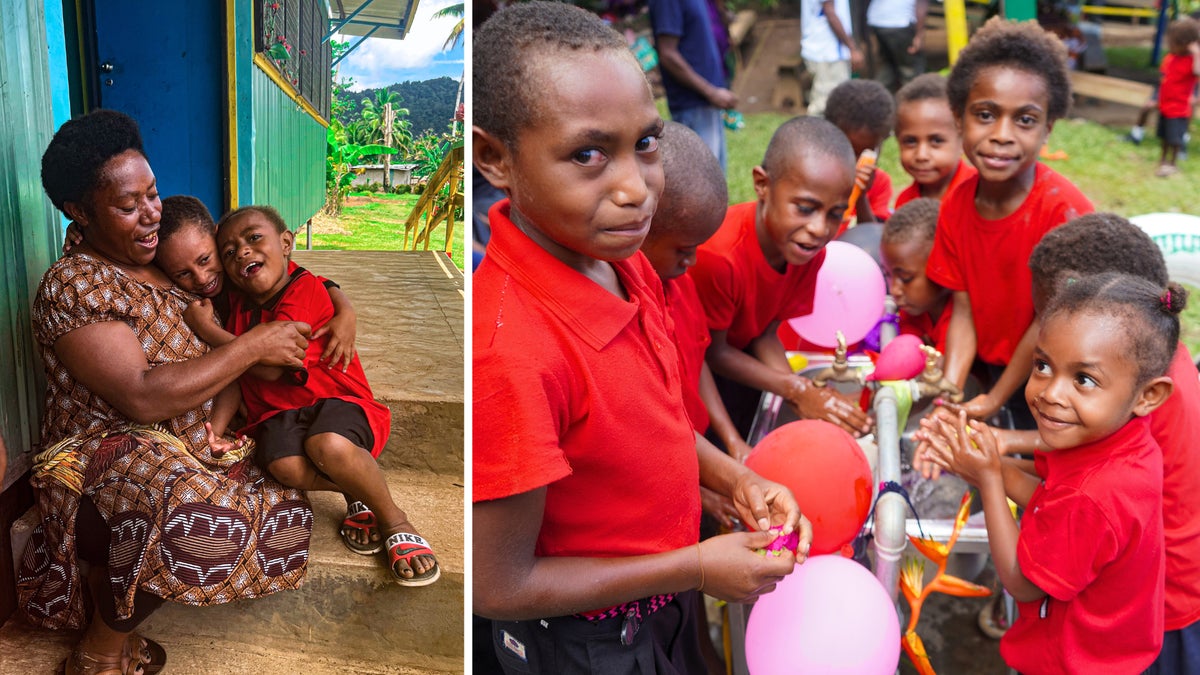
[17,254,313,629]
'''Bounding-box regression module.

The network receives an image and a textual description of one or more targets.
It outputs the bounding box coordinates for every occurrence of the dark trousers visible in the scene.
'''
[489,592,707,674]
[871,24,925,91]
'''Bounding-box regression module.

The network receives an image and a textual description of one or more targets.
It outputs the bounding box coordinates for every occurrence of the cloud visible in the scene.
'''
[335,0,463,90]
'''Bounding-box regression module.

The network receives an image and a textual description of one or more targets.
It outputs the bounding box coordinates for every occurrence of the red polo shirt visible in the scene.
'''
[472,201,701,563]
[691,201,824,351]
[1159,53,1198,119]
[925,163,1092,365]
[894,159,977,208]
[1010,416,1164,674]
[867,167,894,221]
[665,273,712,433]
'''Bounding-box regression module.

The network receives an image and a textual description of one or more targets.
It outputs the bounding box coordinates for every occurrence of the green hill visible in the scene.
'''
[340,76,460,137]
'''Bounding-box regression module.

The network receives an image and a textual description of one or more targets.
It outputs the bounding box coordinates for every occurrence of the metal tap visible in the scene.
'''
[811,331,864,387]
[913,345,963,402]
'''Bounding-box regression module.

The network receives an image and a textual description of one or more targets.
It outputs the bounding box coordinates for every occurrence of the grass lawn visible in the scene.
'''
[308,192,465,271]
[722,111,1200,354]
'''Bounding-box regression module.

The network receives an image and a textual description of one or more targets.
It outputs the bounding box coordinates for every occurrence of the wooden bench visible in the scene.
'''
[1070,70,1153,108]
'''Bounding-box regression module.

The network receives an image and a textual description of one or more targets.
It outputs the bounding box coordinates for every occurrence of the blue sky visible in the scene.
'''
[335,0,464,90]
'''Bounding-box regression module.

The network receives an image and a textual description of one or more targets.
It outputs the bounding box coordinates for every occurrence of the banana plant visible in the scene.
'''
[325,119,396,214]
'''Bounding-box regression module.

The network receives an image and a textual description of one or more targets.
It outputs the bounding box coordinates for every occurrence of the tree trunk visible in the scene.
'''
[383,102,394,191]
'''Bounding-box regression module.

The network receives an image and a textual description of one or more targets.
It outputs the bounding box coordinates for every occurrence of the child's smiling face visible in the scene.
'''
[491,49,664,273]
[896,98,963,195]
[958,65,1052,188]
[1026,311,1152,450]
[155,222,223,297]
[217,210,294,305]
[752,152,852,270]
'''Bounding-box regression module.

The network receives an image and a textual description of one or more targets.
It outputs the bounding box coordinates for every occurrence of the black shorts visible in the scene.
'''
[1158,116,1190,147]
[490,591,707,674]
[252,398,374,471]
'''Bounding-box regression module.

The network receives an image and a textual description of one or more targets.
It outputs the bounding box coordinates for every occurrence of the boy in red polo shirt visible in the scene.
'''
[691,116,871,440]
[1153,18,1200,177]
[926,18,1093,427]
[472,4,809,671]
[892,73,977,208]
[880,198,952,353]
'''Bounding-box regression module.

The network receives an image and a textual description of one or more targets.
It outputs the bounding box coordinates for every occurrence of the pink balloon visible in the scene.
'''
[867,333,927,381]
[745,555,901,675]
[787,241,886,348]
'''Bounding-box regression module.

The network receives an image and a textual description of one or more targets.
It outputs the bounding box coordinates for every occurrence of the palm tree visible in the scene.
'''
[360,89,413,189]
[433,3,464,51]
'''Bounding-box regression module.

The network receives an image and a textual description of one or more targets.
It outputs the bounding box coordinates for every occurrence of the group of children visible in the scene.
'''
[63,151,440,587]
[471,2,1199,674]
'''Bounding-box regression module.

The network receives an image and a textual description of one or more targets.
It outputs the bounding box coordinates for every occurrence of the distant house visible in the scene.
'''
[351,163,420,187]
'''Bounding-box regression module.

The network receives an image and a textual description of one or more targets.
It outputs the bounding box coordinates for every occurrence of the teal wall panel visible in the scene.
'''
[250,65,326,230]
[0,1,63,490]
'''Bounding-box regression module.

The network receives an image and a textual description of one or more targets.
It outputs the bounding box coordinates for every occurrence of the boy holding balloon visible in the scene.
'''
[690,116,872,441]
[472,4,811,671]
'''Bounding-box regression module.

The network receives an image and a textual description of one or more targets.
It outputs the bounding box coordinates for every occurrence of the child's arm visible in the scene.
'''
[61,222,84,256]
[853,165,879,224]
[923,411,1046,602]
[1190,41,1200,75]
[699,361,754,463]
[184,299,289,381]
[821,0,864,71]
[204,383,246,458]
[310,284,357,371]
[960,320,1037,421]
[940,291,977,389]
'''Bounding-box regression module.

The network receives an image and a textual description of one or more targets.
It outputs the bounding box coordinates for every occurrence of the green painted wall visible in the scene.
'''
[251,65,326,230]
[0,1,62,490]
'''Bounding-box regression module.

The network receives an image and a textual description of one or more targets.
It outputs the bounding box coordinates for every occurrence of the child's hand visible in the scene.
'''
[786,377,872,437]
[312,310,357,371]
[696,530,798,603]
[700,486,742,531]
[854,159,877,193]
[922,410,1001,487]
[61,222,84,256]
[958,392,1002,422]
[204,422,246,459]
[729,438,755,464]
[911,405,959,479]
[184,299,217,333]
[729,470,810,555]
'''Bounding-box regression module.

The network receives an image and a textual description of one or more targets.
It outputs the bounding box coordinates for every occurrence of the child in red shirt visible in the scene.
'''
[204,205,439,586]
[880,198,952,353]
[921,272,1180,674]
[824,79,896,223]
[690,116,871,440]
[893,73,977,208]
[1154,18,1200,177]
[472,4,808,671]
[926,18,1093,427]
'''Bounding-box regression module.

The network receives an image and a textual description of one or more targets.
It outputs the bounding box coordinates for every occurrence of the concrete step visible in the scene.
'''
[1,469,464,673]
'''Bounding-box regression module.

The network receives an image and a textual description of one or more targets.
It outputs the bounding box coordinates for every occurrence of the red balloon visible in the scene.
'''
[745,420,873,556]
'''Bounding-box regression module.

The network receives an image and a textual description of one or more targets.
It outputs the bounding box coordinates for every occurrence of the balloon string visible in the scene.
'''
[865,480,926,540]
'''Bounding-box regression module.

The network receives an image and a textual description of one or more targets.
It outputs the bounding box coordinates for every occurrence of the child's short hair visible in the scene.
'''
[474,1,631,147]
[761,116,855,178]
[947,17,1072,122]
[1043,272,1187,384]
[160,195,216,245]
[895,73,949,107]
[882,197,940,246]
[42,109,146,214]
[650,121,727,237]
[1028,213,1168,290]
[823,80,896,140]
[1166,18,1200,49]
[218,205,289,235]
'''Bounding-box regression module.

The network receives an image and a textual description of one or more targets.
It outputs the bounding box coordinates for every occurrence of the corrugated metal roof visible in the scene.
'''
[328,0,421,40]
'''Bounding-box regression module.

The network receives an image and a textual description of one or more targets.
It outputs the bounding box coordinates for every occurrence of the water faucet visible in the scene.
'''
[811,331,864,388]
[913,345,963,402]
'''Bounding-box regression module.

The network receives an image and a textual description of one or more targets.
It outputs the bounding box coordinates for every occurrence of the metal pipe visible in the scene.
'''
[872,385,907,601]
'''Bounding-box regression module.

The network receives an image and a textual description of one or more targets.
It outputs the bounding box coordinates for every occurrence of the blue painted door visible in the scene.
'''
[92,0,226,218]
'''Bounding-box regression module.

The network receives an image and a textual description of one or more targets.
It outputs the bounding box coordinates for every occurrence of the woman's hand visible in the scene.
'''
[785,377,872,437]
[243,321,311,369]
[700,486,742,531]
[696,531,796,603]
[312,309,357,372]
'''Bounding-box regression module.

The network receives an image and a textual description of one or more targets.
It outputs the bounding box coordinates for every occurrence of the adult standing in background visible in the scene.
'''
[867,0,928,91]
[801,0,864,117]
[649,0,738,171]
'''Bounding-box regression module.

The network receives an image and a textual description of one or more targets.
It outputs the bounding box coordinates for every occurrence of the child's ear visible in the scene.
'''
[474,126,514,192]
[751,166,770,202]
[1132,376,1174,417]
[281,229,295,256]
